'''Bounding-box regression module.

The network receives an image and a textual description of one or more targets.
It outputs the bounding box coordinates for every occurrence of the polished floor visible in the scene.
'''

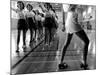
[11,28,96,74]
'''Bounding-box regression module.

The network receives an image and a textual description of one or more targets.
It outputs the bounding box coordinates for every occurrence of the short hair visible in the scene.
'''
[26,4,33,10]
[70,4,77,11]
[44,3,51,9]
[17,1,25,9]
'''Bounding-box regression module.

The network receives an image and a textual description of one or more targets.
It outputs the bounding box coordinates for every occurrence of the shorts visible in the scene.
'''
[17,19,28,30]
[27,17,36,30]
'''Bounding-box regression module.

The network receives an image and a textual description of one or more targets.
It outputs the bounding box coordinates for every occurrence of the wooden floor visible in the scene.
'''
[11,29,96,74]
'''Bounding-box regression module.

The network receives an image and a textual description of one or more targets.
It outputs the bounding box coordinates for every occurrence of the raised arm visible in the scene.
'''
[39,4,46,13]
[11,8,19,13]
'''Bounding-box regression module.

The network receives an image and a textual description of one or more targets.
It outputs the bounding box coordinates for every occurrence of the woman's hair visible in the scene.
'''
[44,3,55,13]
[17,1,25,10]
[26,4,33,10]
[70,4,77,11]
[44,3,51,10]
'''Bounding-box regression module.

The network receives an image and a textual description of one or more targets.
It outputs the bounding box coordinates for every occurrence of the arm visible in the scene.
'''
[62,10,66,32]
[11,8,19,13]
[52,8,58,19]
[32,10,36,15]
[39,4,46,13]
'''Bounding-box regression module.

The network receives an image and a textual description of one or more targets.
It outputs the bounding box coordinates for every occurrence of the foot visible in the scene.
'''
[29,43,31,47]
[32,38,36,42]
[45,43,49,46]
[37,37,40,40]
[22,45,27,52]
[16,47,19,53]
[49,42,52,46]
[16,50,19,53]
[80,63,89,70]
[33,39,36,43]
[58,62,68,69]
[29,40,32,44]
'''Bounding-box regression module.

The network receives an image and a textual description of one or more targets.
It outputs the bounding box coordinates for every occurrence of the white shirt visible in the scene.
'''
[62,4,69,12]
[65,11,82,33]
[25,11,35,18]
[13,9,26,19]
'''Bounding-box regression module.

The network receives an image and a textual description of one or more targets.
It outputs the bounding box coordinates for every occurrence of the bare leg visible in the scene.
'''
[49,28,52,45]
[76,30,89,68]
[16,30,21,52]
[60,33,73,63]
[30,28,33,44]
[23,29,27,49]
[34,29,37,41]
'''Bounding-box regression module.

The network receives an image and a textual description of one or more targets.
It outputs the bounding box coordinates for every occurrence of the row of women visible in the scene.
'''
[12,1,58,52]
[12,1,90,70]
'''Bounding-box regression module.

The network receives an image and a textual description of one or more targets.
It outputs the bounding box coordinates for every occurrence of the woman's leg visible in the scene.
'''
[23,29,27,48]
[16,29,21,52]
[30,28,33,43]
[51,28,56,41]
[34,29,37,41]
[60,33,73,63]
[49,28,52,45]
[76,30,89,66]
[45,27,48,44]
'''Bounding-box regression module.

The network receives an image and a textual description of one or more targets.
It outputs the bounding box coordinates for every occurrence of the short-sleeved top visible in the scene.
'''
[25,11,35,18]
[65,11,82,33]
[17,10,26,19]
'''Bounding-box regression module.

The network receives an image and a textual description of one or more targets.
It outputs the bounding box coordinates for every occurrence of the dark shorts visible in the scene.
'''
[37,21,43,29]
[17,19,28,30]
[44,16,58,29]
[27,17,36,30]
[44,17,53,28]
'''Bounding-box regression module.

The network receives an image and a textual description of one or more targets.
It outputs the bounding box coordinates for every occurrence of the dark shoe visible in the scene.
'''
[16,50,19,53]
[16,47,19,53]
[58,62,68,69]
[80,63,89,70]
[30,40,32,44]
